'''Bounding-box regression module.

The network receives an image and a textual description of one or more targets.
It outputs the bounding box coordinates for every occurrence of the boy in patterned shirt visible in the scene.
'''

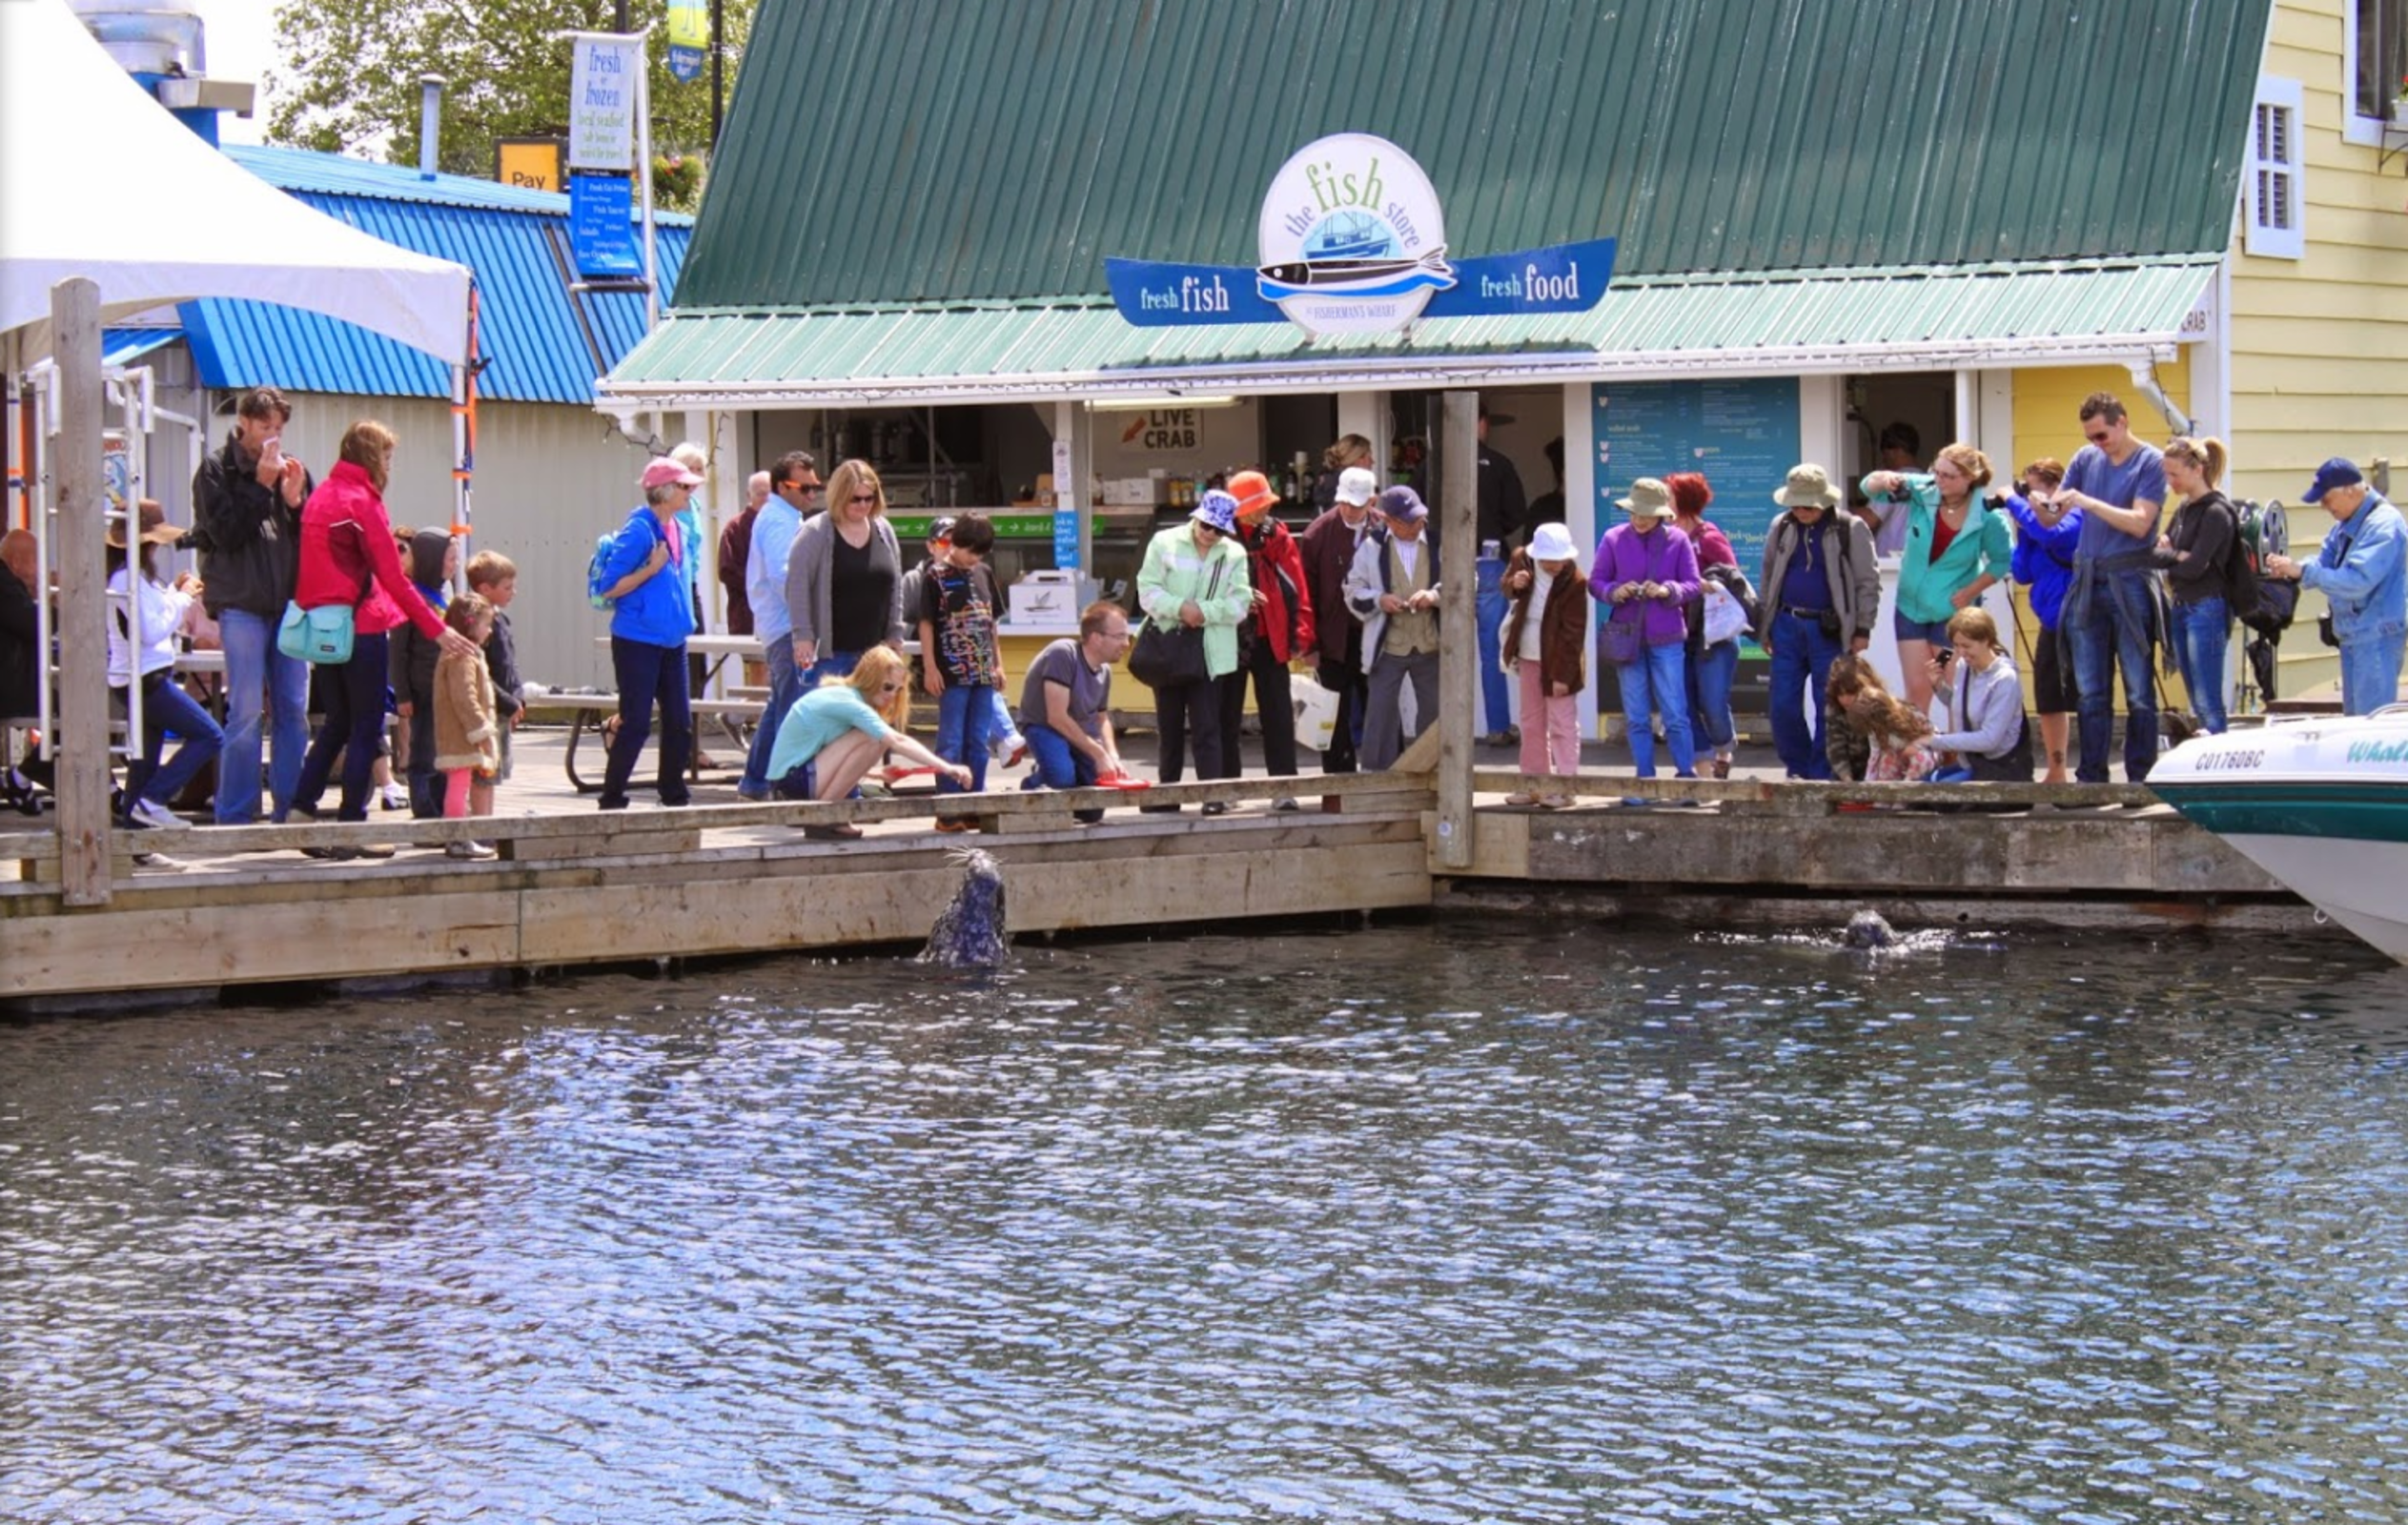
[917,512,1005,824]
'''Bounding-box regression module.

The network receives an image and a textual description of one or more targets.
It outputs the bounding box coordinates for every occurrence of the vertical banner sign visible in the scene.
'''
[665,2,708,82]
[1051,439,1080,570]
[568,34,641,170]
[569,173,642,279]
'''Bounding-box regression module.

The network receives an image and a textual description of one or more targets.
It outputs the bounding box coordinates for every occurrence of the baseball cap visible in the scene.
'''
[1377,485,1427,522]
[927,515,957,544]
[1335,467,1377,507]
[640,458,704,491]
[2303,457,2365,502]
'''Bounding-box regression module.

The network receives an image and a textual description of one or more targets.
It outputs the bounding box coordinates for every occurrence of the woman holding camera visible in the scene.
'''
[1926,606,2030,780]
[1863,442,2011,721]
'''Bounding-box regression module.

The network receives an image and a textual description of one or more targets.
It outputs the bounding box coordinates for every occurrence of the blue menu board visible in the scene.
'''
[1591,377,1801,576]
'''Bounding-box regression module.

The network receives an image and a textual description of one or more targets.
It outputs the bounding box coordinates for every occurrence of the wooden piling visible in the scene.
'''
[51,278,109,907]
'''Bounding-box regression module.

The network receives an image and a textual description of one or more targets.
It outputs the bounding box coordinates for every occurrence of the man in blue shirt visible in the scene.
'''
[2036,393,2166,783]
[737,450,822,800]
[2268,458,2408,715]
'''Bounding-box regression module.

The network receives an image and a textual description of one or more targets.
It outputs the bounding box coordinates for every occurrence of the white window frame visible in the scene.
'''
[2248,77,2305,261]
[2344,1,2388,148]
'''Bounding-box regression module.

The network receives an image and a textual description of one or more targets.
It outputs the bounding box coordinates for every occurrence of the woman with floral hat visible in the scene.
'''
[1134,490,1252,811]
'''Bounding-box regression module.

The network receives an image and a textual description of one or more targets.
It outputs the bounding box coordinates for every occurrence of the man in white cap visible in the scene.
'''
[1299,465,1380,772]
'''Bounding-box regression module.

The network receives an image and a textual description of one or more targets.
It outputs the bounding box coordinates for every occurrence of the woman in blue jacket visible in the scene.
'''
[596,458,702,810]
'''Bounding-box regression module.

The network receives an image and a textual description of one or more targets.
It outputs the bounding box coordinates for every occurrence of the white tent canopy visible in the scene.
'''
[0,0,471,365]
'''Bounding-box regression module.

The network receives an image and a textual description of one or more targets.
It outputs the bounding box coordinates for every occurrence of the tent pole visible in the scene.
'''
[51,278,110,905]
[638,35,659,331]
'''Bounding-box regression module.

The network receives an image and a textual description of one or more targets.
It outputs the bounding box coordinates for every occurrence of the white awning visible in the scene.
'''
[0,0,472,366]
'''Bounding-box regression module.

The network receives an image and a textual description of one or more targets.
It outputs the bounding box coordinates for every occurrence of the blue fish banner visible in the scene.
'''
[1106,238,1616,330]
[1420,238,1617,320]
[1105,259,1285,327]
[569,173,643,280]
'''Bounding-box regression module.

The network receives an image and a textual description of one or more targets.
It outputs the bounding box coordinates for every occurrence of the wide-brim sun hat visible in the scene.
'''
[1228,469,1279,518]
[1529,521,1578,561]
[1617,478,1675,518]
[1191,490,1240,536]
[1773,463,1841,508]
[106,498,183,549]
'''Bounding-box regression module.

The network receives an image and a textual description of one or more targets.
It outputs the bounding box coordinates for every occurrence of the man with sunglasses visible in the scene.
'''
[737,450,822,800]
[2034,393,2166,783]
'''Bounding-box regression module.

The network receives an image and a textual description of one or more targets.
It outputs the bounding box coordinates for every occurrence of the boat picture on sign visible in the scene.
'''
[1255,135,1453,336]
[1104,132,1616,335]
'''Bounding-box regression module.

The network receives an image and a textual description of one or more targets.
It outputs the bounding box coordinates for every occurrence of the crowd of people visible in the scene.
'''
[5,386,2405,858]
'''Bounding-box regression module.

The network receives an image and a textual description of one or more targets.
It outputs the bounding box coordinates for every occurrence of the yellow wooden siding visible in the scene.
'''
[2223,0,2408,698]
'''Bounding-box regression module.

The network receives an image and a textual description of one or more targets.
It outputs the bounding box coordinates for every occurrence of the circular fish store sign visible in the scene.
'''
[1255,133,1455,338]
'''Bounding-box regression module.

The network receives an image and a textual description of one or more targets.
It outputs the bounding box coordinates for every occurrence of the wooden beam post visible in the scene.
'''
[1435,390,1478,869]
[51,278,110,905]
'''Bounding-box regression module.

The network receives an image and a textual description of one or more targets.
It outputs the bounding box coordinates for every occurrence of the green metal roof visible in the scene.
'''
[677,0,2273,310]
[602,255,2220,408]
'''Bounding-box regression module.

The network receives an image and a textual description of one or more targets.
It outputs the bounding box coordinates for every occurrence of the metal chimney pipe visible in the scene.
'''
[418,73,445,180]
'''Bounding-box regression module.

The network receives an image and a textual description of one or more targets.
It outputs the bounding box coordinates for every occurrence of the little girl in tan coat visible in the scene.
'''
[433,591,500,859]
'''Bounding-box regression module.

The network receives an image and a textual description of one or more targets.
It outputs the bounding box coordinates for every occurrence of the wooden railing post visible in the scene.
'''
[52,277,111,906]
[1435,390,1478,869]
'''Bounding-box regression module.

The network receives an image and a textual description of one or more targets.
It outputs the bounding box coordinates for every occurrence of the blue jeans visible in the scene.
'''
[214,606,310,824]
[2172,596,2231,734]
[934,682,994,794]
[294,630,390,821]
[2067,567,2159,783]
[1767,609,1843,779]
[802,647,863,687]
[2340,626,2408,715]
[1615,640,1694,778]
[1476,556,1513,734]
[1023,722,1104,824]
[1687,637,1739,753]
[739,633,800,797]
[122,670,224,816]
[602,636,691,807]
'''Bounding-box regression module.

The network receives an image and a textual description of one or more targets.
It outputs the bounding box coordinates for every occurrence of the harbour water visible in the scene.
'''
[6,922,2408,1523]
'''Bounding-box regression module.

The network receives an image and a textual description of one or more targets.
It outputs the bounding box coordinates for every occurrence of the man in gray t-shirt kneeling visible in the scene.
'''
[1017,600,1133,823]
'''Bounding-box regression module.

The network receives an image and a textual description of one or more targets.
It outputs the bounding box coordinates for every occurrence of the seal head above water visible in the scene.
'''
[920,846,1010,967]
[1842,909,1897,950]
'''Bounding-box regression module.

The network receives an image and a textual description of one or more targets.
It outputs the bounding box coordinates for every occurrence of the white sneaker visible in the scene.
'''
[378,784,410,810]
[444,840,497,860]
[128,797,181,829]
[130,849,182,869]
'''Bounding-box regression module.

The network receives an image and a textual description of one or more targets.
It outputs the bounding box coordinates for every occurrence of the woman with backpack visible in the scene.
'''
[592,457,702,810]
[2154,436,2239,735]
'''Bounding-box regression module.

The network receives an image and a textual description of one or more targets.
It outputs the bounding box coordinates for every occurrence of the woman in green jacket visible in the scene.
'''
[1134,490,1253,811]
[1864,442,2012,718]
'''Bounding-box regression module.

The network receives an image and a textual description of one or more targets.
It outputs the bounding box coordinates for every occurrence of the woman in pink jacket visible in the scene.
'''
[289,421,478,844]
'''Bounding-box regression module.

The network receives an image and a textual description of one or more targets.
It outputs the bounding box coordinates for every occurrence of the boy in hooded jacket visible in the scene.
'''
[388,527,457,820]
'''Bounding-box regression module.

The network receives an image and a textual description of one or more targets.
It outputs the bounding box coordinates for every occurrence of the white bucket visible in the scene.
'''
[1292,673,1340,752]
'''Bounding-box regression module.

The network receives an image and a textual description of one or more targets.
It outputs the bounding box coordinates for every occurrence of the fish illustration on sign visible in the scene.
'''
[1255,245,1457,302]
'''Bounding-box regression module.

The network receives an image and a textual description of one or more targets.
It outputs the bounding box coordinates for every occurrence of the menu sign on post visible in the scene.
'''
[1591,378,1801,577]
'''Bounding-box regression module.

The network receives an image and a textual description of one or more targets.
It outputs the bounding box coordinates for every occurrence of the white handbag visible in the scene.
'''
[1702,581,1748,646]
[1290,673,1341,751]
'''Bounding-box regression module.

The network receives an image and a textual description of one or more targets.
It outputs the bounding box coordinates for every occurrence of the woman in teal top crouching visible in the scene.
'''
[763,645,967,838]
[1863,441,2012,719]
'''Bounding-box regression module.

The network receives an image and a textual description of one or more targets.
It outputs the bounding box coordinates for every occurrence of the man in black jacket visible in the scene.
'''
[193,386,313,824]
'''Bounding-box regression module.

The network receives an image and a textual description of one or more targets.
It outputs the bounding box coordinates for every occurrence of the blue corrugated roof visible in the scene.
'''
[103,328,182,366]
[178,145,691,403]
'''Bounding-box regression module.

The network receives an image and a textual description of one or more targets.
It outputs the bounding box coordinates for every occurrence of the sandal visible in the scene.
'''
[1541,794,1576,810]
[1502,791,1541,807]
[1709,757,1731,780]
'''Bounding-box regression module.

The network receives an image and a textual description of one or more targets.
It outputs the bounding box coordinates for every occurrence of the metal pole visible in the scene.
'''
[1434,390,1479,870]
[637,34,659,330]
[51,277,110,905]
[710,0,724,146]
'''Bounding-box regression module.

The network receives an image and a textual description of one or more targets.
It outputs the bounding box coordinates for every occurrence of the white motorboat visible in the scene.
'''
[2150,708,2408,963]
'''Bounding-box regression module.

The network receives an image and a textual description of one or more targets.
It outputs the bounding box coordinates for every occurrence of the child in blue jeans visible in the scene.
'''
[917,512,1004,830]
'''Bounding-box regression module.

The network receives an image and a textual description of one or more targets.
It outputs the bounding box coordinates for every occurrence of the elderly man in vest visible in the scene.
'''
[1344,486,1443,771]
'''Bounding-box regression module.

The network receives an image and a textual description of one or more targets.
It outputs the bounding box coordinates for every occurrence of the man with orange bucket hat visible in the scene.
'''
[1215,469,1316,810]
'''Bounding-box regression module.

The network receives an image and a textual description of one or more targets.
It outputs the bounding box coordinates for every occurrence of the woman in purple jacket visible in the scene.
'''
[1590,478,1701,803]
